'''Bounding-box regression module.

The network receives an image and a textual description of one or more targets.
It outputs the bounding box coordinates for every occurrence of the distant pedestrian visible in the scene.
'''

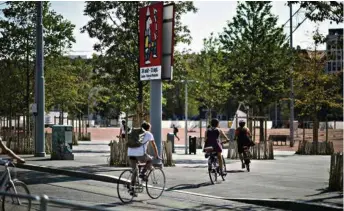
[119,120,131,140]
[172,124,180,141]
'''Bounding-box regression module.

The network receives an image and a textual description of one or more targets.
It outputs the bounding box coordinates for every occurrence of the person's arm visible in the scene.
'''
[0,138,25,163]
[220,129,230,143]
[150,141,160,158]
[204,130,208,143]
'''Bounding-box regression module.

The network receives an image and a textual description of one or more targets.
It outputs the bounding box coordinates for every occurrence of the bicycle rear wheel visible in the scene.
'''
[2,179,31,211]
[146,168,166,199]
[208,159,217,184]
[117,170,134,203]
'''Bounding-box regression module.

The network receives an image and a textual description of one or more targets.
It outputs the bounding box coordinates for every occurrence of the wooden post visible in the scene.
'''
[264,118,267,159]
[325,117,328,142]
[302,120,305,142]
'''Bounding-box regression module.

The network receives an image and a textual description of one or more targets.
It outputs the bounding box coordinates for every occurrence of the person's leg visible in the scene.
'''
[129,158,138,186]
[217,152,223,174]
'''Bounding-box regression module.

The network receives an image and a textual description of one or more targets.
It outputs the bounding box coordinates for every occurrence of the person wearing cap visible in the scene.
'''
[235,120,252,169]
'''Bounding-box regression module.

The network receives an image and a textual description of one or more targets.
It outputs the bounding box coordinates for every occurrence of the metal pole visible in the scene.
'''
[150,80,162,162]
[275,102,278,128]
[35,1,45,157]
[40,195,49,211]
[184,81,188,154]
[289,2,295,147]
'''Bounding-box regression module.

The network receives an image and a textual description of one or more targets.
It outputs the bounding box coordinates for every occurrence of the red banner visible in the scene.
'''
[139,2,164,81]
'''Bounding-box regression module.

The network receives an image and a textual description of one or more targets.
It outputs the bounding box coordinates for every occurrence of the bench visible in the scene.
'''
[268,135,290,146]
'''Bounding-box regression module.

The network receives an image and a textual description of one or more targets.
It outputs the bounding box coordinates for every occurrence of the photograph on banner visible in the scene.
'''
[139,2,163,81]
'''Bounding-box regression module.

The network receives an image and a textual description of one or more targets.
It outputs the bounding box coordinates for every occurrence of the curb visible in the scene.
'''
[16,164,342,211]
[227,198,343,211]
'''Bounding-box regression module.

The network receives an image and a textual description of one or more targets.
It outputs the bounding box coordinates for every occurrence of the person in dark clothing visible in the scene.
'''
[204,118,229,176]
[172,124,180,141]
[235,120,252,169]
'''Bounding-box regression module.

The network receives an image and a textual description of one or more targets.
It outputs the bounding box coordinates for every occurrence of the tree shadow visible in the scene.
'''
[165,182,213,191]
[304,188,343,207]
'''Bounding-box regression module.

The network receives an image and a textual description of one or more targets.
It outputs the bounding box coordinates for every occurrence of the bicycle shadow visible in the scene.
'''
[226,170,246,173]
[165,182,213,191]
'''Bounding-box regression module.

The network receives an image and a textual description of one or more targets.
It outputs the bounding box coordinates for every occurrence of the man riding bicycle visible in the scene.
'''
[235,120,252,169]
[127,122,160,196]
[204,118,229,176]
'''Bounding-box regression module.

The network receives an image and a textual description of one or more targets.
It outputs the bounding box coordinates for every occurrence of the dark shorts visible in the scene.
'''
[238,142,250,153]
[121,134,126,139]
[204,140,222,153]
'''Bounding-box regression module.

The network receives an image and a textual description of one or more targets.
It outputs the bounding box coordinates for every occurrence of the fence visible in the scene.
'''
[0,191,114,211]
[329,152,343,191]
[227,141,274,160]
[296,140,334,155]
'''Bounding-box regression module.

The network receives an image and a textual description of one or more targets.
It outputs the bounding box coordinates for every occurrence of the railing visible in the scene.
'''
[0,190,114,211]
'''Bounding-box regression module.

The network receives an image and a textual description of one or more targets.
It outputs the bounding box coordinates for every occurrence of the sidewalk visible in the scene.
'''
[17,141,343,210]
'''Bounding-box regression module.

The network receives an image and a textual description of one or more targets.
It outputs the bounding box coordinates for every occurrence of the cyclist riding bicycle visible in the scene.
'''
[127,122,160,197]
[204,118,229,176]
[235,120,253,169]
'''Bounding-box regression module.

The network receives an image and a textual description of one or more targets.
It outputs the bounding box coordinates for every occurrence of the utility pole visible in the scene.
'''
[35,1,45,157]
[184,81,188,154]
[289,2,295,147]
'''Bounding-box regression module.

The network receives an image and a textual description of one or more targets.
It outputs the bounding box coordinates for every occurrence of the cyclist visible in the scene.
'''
[204,118,229,176]
[0,137,25,163]
[235,120,252,169]
[127,122,160,196]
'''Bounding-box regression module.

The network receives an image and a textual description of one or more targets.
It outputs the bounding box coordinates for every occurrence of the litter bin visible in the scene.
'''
[167,133,175,153]
[51,125,74,160]
[228,128,236,142]
[189,136,197,155]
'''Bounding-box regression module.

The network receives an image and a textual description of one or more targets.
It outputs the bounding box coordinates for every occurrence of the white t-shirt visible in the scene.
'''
[120,125,126,135]
[127,131,154,157]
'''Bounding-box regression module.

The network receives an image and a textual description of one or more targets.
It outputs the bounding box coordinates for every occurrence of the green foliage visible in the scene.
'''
[219,1,290,114]
[81,1,197,115]
[187,34,231,117]
[289,1,343,24]
[0,1,76,117]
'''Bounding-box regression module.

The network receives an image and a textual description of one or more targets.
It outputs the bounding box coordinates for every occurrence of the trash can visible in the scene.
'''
[167,133,175,153]
[228,128,236,142]
[51,125,74,160]
[189,136,197,155]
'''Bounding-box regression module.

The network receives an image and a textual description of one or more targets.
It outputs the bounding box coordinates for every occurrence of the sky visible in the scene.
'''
[2,1,344,57]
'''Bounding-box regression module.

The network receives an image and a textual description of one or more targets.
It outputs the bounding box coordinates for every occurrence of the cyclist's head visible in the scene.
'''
[210,118,219,128]
[141,121,151,131]
[239,120,245,127]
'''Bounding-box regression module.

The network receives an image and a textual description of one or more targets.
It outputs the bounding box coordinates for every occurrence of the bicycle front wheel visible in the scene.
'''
[221,155,227,181]
[117,170,134,203]
[2,179,31,211]
[146,168,166,199]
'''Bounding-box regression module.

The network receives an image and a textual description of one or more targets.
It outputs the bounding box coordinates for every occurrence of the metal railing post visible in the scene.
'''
[40,195,49,211]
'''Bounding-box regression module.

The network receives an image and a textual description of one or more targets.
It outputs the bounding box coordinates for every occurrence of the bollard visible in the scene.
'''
[40,195,49,211]
[167,133,175,153]
[189,136,197,155]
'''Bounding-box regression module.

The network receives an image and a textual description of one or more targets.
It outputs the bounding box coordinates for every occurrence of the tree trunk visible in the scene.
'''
[313,116,319,155]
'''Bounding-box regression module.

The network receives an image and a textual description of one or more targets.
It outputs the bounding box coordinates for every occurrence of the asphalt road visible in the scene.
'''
[8,168,286,211]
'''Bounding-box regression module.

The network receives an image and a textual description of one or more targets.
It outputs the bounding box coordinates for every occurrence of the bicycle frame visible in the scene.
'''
[0,161,17,195]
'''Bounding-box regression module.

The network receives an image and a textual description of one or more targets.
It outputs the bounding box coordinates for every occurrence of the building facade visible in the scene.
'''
[326,28,343,73]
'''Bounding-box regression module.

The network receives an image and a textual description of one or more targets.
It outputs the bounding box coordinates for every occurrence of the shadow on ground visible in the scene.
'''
[165,182,213,191]
[305,188,343,207]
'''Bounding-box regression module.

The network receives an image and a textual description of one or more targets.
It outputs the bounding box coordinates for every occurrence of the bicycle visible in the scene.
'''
[117,159,166,203]
[204,147,227,184]
[0,159,31,211]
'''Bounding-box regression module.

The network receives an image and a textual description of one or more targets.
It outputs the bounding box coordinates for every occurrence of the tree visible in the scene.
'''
[289,1,343,24]
[187,34,231,123]
[219,1,290,143]
[294,30,342,151]
[0,1,75,143]
[81,2,197,125]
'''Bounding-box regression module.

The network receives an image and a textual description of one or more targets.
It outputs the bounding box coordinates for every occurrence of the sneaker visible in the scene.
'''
[241,163,245,169]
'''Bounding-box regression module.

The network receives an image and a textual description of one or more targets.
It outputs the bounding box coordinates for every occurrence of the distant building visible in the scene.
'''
[68,55,88,60]
[325,28,343,73]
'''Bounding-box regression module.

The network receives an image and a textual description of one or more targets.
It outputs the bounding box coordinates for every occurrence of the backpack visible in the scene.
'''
[237,127,254,146]
[126,128,147,148]
[174,127,178,133]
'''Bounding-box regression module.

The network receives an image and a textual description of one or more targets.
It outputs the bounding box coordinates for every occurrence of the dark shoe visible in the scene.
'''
[241,163,245,169]
[139,174,148,181]
[129,188,138,197]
